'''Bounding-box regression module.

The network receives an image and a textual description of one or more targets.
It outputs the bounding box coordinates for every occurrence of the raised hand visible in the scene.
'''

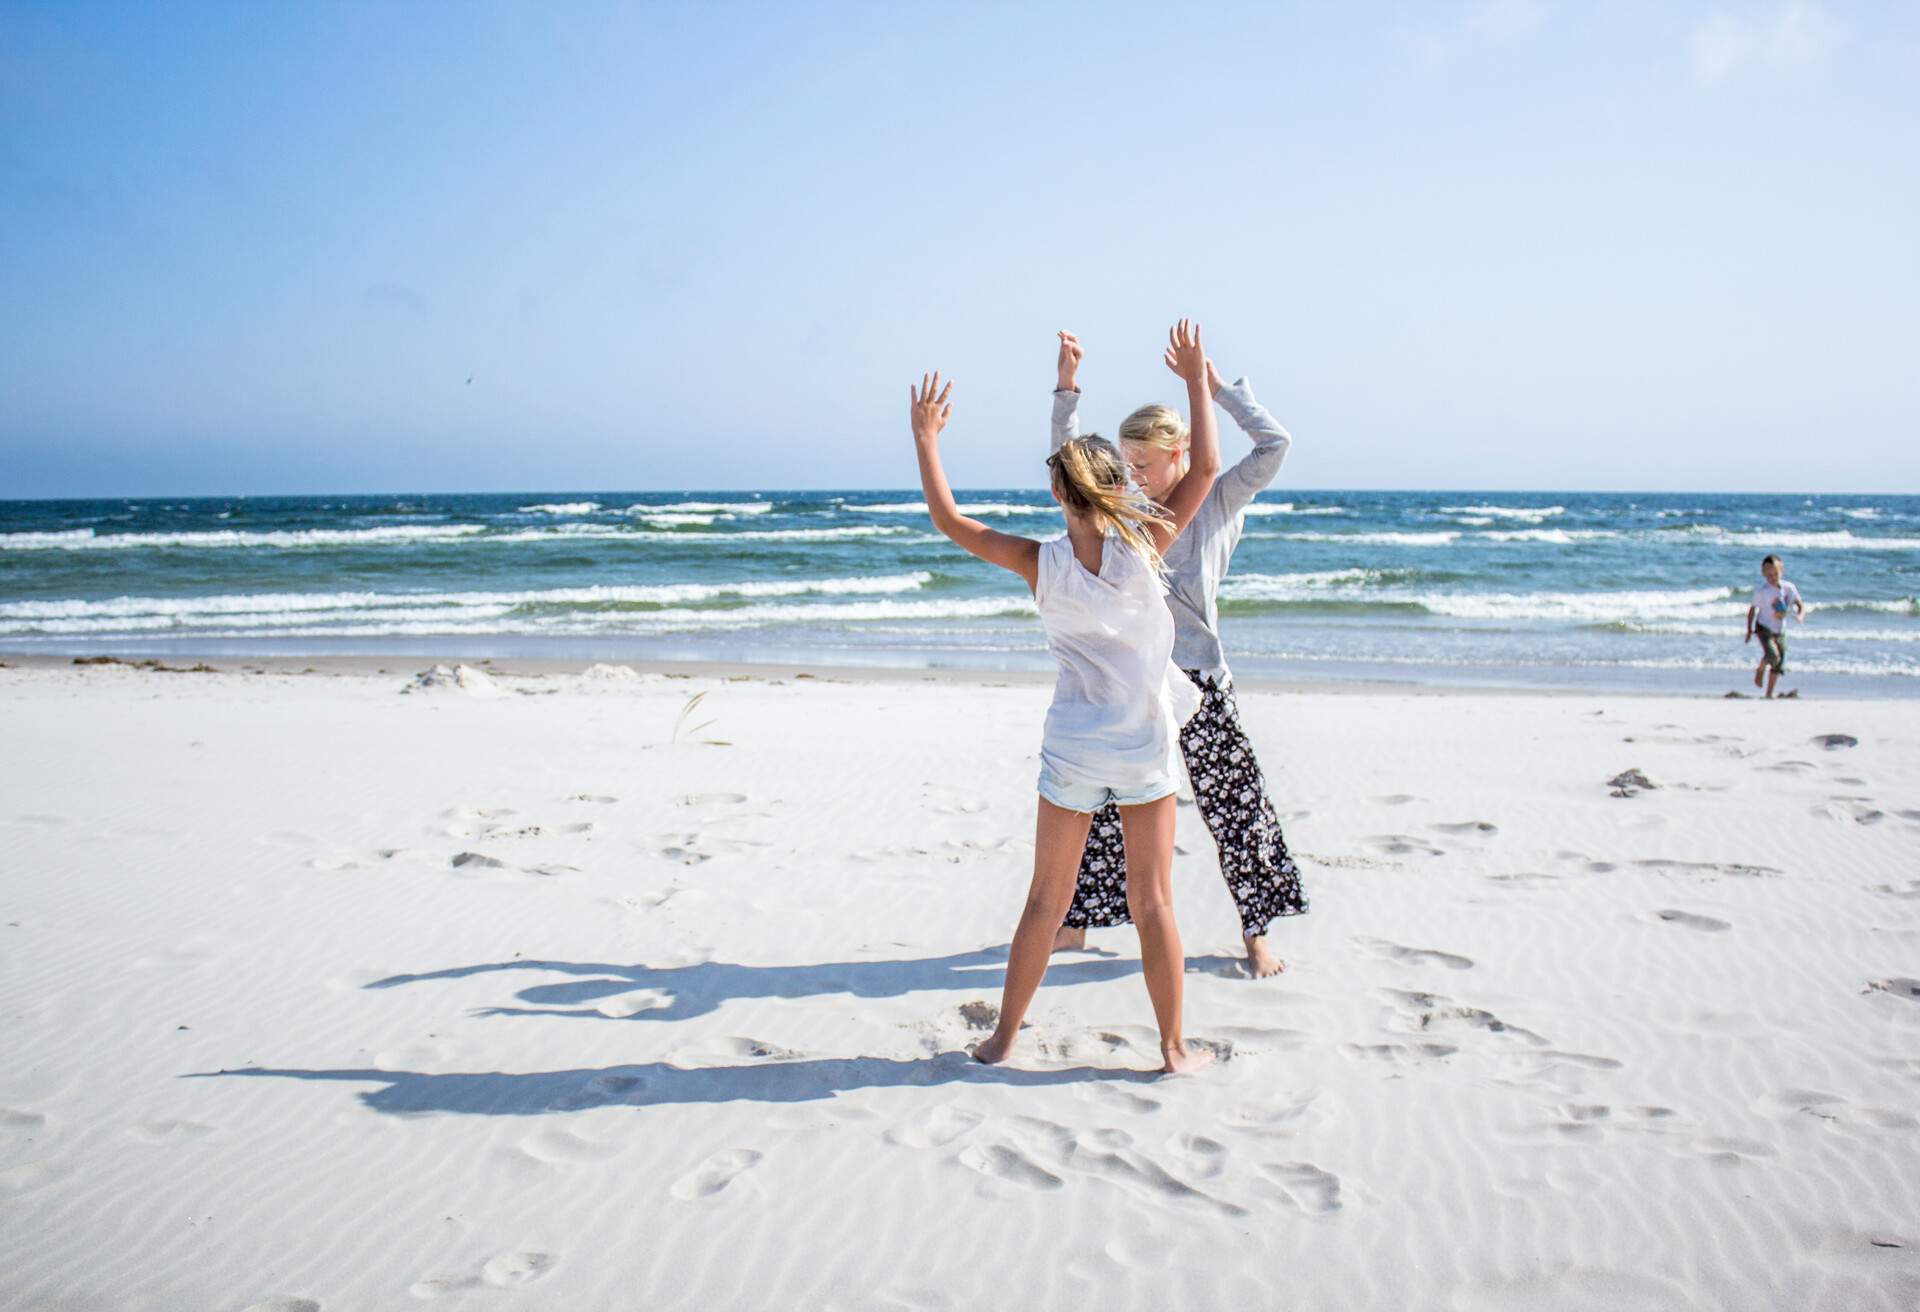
[1204,357,1224,397]
[910,372,954,444]
[1162,318,1205,383]
[1056,330,1083,392]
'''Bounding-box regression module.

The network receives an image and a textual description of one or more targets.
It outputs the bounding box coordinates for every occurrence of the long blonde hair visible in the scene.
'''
[1048,434,1172,570]
[1117,403,1190,455]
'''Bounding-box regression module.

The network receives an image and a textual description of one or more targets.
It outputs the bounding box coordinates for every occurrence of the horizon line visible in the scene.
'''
[4,486,1915,505]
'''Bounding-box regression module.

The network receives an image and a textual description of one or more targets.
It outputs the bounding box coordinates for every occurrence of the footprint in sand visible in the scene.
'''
[411,1252,556,1300]
[1813,734,1858,750]
[568,794,619,804]
[1380,988,1548,1045]
[674,792,748,809]
[1869,881,1920,900]
[1044,1133,1248,1217]
[1372,794,1422,806]
[651,831,766,865]
[1341,1041,1459,1066]
[444,804,516,821]
[1758,1088,1920,1136]
[517,1126,621,1165]
[1074,1084,1162,1115]
[241,1299,321,1312]
[482,1253,556,1288]
[1367,834,1444,857]
[1690,1135,1777,1166]
[886,1104,984,1149]
[1496,1050,1625,1089]
[1257,1162,1344,1214]
[1502,1101,1683,1146]
[0,1109,47,1137]
[1486,872,1560,889]
[673,1036,802,1065]
[956,1001,1000,1031]
[923,784,990,815]
[1812,799,1885,825]
[1866,978,1920,1003]
[1225,1090,1328,1137]
[670,1148,765,1199]
[1633,857,1781,878]
[1653,909,1732,932]
[1034,1029,1139,1062]
[1431,821,1499,836]
[1356,936,1475,970]
[1166,1134,1229,1179]
[957,1142,1064,1190]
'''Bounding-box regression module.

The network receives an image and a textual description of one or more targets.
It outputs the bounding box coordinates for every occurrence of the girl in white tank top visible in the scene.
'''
[906,319,1223,1075]
[1032,528,1201,808]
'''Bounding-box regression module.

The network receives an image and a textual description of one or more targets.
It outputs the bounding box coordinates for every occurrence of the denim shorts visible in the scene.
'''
[1037,763,1177,814]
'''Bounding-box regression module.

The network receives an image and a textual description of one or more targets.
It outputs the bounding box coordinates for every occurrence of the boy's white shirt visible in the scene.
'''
[1752,579,1802,632]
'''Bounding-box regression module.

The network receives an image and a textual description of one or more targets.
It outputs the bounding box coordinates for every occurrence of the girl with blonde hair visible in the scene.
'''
[909,320,1221,1074]
[1048,329,1308,978]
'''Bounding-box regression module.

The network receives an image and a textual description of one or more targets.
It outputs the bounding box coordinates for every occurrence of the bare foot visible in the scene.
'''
[1050,924,1087,953]
[1244,934,1285,978]
[971,1031,1016,1065]
[1754,667,1765,688]
[1159,1041,1216,1076]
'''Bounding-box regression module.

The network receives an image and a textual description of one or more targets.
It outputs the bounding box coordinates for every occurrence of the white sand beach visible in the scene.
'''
[2,659,1918,1311]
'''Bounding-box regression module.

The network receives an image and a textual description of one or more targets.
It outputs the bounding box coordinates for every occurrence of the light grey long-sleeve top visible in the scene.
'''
[1050,379,1292,686]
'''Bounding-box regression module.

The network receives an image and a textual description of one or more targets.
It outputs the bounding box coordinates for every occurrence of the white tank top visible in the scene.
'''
[1034,533,1203,793]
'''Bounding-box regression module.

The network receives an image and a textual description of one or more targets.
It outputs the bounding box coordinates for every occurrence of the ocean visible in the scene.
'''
[2,490,1916,696]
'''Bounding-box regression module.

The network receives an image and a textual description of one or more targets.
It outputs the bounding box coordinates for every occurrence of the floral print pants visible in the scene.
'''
[1062,671,1308,937]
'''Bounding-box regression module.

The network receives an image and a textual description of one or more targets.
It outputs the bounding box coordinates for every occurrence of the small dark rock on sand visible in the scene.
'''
[1608,769,1659,798]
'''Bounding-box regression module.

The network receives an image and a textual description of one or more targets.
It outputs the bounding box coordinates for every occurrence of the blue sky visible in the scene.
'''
[3,1,1916,496]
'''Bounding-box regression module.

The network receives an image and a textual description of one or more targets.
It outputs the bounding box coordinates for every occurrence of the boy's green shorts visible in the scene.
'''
[1757,628,1787,673]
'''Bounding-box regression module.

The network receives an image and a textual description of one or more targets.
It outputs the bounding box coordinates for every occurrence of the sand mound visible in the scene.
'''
[401,663,505,699]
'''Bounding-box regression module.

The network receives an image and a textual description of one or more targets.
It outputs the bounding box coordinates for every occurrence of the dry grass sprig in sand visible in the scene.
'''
[671,691,730,746]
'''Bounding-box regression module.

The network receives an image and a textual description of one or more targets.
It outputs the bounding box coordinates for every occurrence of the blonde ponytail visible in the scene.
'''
[1047,435,1173,571]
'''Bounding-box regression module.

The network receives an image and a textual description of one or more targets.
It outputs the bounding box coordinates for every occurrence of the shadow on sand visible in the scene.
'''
[186,946,1245,1114]
[362,945,1154,1023]
[188,1050,1153,1116]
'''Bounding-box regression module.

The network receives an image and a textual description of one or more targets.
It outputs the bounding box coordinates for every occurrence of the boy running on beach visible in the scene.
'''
[1745,553,1804,698]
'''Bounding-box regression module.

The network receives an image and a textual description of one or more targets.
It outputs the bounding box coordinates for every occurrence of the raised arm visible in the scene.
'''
[1144,319,1221,556]
[911,372,1041,589]
[1205,359,1294,514]
[1050,330,1081,454]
